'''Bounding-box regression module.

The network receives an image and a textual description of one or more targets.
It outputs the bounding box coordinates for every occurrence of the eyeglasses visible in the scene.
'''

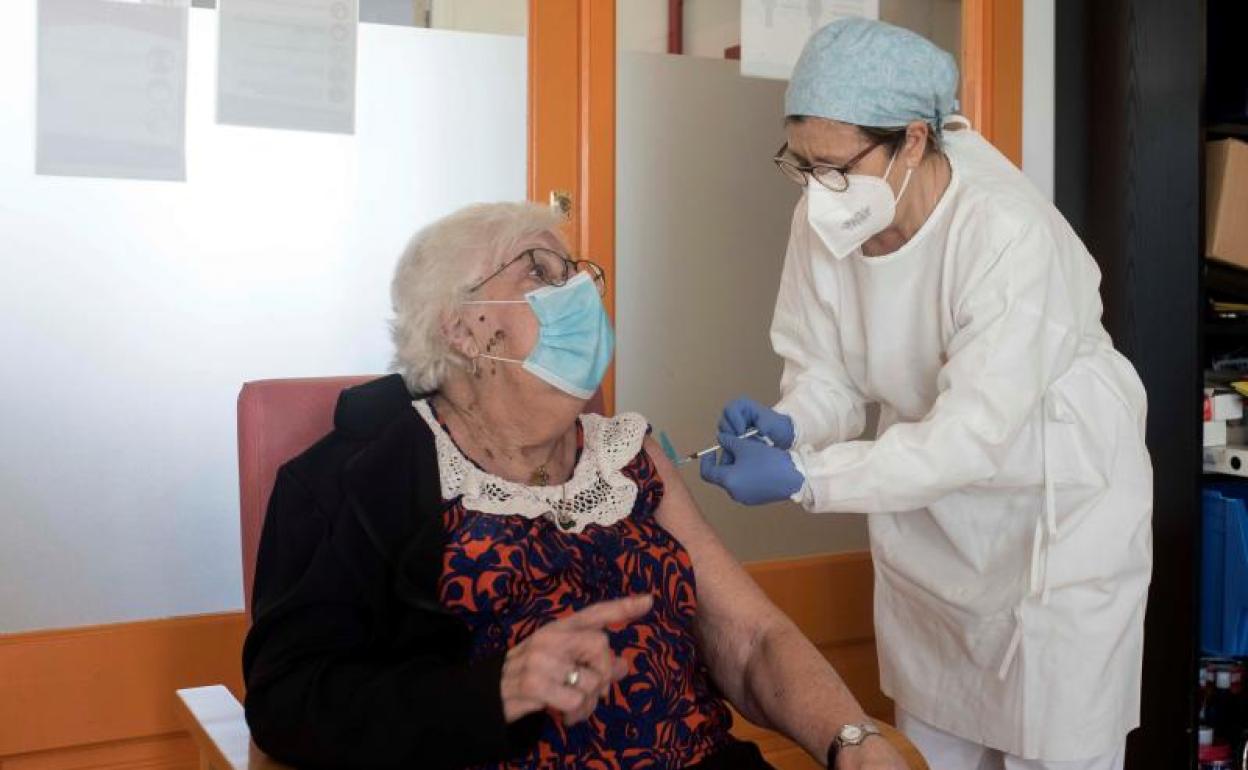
[469,247,607,296]
[772,138,887,192]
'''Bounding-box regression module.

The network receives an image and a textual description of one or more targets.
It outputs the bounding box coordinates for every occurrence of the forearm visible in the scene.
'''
[741,620,869,765]
[775,378,867,449]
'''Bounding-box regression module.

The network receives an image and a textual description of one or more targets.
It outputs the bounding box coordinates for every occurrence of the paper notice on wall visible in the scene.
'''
[740,0,879,81]
[36,0,189,181]
[217,0,357,134]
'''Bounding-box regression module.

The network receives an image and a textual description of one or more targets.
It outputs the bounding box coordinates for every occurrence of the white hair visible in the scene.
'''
[390,201,565,393]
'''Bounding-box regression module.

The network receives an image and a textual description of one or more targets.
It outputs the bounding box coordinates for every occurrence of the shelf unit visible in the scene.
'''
[1057,1,1204,767]
[1059,1,1248,767]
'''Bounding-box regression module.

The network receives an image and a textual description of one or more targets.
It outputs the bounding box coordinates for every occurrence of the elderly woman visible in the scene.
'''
[242,202,907,770]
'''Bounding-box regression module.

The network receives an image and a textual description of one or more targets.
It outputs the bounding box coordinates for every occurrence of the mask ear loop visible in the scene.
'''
[884,147,915,205]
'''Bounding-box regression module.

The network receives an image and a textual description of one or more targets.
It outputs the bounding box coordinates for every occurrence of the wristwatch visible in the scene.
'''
[825,722,882,767]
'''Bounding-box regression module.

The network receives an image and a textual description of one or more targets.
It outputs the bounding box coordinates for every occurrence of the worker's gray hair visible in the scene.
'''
[390,201,565,393]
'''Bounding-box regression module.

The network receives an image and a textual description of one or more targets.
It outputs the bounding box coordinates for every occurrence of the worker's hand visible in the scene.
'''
[700,431,804,505]
[719,397,796,450]
[500,594,651,725]
[837,734,909,770]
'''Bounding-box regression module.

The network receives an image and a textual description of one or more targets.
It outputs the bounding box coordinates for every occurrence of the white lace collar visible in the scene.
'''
[413,399,649,534]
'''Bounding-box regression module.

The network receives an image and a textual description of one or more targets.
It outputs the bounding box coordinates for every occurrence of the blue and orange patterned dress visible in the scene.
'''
[416,400,738,769]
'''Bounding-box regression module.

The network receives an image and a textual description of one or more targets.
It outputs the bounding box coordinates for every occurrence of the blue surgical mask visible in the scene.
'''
[465,272,614,399]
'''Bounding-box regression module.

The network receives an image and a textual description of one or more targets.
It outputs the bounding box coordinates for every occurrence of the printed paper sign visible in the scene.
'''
[217,0,357,134]
[37,0,189,181]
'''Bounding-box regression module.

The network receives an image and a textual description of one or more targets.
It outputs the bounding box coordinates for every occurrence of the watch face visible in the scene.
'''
[841,725,864,743]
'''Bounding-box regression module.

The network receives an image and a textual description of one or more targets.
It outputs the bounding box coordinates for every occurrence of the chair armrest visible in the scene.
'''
[174,685,292,770]
[173,685,926,770]
[878,721,930,770]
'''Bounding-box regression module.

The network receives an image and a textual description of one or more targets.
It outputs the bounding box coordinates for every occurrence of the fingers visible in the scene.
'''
[524,656,588,714]
[722,396,759,435]
[718,431,746,459]
[560,594,653,631]
[558,628,617,692]
[700,450,726,484]
[562,665,609,723]
[503,596,652,725]
[502,593,655,726]
[504,643,614,724]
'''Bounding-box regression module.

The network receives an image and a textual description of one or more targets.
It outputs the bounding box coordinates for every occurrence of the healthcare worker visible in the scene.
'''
[701,18,1153,770]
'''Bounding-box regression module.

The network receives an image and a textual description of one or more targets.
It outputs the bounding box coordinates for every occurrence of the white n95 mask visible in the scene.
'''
[806,151,913,259]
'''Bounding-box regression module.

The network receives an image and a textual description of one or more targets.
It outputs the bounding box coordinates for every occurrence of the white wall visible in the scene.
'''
[0,5,526,633]
[616,52,870,560]
[620,0,738,57]
[880,0,960,57]
[1022,0,1055,198]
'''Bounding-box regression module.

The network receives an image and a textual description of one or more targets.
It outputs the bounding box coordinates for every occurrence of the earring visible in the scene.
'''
[469,356,479,376]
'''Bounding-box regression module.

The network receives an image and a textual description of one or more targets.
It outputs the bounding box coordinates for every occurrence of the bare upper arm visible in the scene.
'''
[643,437,790,677]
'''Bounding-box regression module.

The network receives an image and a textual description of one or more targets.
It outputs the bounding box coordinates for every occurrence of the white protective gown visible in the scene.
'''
[772,128,1153,761]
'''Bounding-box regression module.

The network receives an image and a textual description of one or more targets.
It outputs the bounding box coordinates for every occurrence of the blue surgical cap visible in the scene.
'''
[785,18,960,132]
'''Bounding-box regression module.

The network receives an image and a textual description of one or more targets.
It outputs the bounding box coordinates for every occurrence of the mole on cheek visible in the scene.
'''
[478,315,486,323]
[485,329,506,353]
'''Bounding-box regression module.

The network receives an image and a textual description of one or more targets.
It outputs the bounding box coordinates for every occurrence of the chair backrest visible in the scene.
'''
[238,376,377,613]
[237,376,607,615]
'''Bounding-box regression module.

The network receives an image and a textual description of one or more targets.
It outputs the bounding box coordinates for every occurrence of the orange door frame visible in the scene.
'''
[962,0,1023,164]
[528,0,616,413]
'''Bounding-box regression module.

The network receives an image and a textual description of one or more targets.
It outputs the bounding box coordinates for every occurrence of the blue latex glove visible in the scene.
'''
[719,397,796,451]
[700,431,805,506]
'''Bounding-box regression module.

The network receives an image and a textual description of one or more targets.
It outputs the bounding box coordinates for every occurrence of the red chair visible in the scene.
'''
[237,375,377,614]
[179,376,376,770]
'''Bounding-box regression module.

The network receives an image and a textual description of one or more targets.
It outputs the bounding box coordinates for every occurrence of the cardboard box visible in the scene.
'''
[1207,139,1248,270]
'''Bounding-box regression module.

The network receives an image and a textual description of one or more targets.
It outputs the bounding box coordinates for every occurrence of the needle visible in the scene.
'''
[659,429,764,466]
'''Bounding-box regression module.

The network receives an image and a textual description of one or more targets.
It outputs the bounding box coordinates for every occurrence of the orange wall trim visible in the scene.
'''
[0,553,878,770]
[0,612,248,767]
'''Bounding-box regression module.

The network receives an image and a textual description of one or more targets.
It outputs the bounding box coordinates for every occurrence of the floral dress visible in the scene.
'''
[414,399,736,769]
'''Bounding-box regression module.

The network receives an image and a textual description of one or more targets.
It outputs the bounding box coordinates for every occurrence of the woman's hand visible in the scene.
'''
[500,594,652,725]
[700,432,805,506]
[837,735,910,770]
[719,397,796,450]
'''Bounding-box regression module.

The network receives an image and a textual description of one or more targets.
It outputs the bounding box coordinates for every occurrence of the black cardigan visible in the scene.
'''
[242,375,545,769]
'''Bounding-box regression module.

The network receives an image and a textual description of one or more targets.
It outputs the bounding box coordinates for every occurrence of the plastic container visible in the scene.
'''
[1201,486,1248,656]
